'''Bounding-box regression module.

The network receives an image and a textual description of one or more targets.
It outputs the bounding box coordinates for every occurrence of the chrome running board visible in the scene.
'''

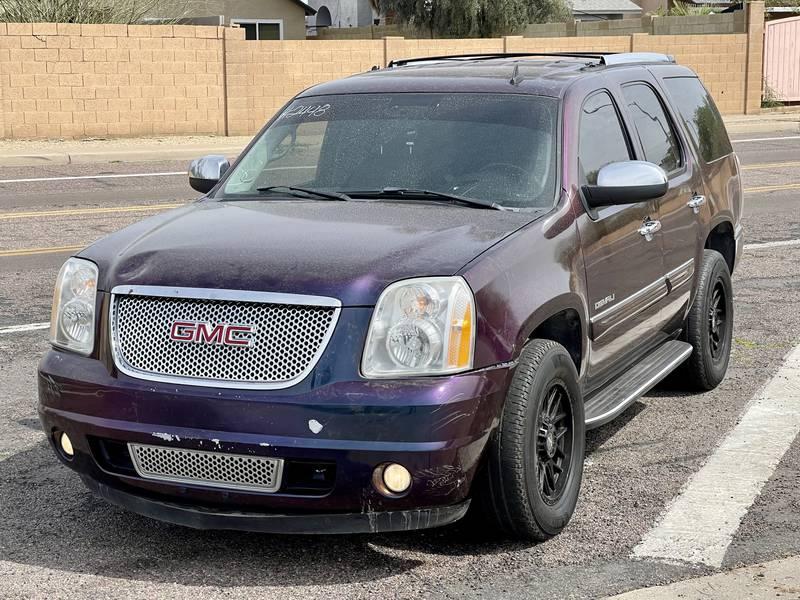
[584,340,693,430]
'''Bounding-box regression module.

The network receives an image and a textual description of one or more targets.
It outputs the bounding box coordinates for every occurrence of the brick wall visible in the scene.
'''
[631,33,748,114]
[744,1,765,114]
[319,14,746,40]
[575,19,653,37]
[0,22,225,138]
[652,13,745,35]
[0,6,765,139]
[505,35,632,53]
[314,24,408,40]
[224,35,384,135]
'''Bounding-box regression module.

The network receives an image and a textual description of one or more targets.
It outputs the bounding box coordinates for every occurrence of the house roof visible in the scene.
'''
[571,0,643,14]
[292,0,317,16]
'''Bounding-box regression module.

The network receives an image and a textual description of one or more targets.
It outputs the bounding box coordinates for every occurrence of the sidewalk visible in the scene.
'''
[725,110,800,135]
[0,135,251,168]
[0,112,797,169]
[608,556,800,599]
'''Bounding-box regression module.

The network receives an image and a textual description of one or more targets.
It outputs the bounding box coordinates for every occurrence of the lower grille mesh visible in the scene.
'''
[128,443,283,493]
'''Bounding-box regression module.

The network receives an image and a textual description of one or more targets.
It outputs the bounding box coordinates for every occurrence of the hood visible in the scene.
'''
[81,199,538,306]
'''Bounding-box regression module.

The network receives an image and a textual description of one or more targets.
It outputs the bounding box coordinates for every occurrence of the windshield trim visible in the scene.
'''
[209,91,562,211]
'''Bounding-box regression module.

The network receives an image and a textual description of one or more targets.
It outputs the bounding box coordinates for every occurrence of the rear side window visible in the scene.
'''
[622,83,681,173]
[662,77,732,163]
[578,91,631,185]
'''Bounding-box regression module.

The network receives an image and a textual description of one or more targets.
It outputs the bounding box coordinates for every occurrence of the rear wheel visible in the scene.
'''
[474,339,585,541]
[680,249,734,390]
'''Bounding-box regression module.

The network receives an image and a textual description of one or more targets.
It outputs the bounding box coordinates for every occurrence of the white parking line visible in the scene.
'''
[633,343,800,567]
[0,322,49,334]
[0,422,45,463]
[0,172,184,184]
[744,239,800,250]
[732,135,800,144]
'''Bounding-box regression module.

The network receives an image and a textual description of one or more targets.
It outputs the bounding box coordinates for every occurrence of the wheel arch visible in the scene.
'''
[705,219,736,273]
[518,295,587,377]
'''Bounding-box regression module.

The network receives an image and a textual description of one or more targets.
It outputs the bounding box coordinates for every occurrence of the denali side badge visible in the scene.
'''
[169,321,256,347]
[594,294,616,311]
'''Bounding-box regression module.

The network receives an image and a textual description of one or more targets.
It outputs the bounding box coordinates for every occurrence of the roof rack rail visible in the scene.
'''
[386,51,675,69]
[601,52,675,66]
[387,52,609,68]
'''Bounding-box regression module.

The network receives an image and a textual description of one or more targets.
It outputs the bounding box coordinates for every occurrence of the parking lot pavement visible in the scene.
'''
[0,131,799,599]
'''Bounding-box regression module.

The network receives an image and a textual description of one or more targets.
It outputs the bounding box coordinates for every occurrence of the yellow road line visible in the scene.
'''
[0,202,185,220]
[0,182,795,259]
[0,245,84,258]
[742,161,800,171]
[744,183,800,194]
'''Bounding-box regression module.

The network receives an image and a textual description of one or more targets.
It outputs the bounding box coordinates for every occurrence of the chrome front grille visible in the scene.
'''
[110,286,340,389]
[129,443,283,492]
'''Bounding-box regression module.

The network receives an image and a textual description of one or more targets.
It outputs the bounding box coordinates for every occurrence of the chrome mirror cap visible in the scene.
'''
[189,155,231,194]
[583,160,668,208]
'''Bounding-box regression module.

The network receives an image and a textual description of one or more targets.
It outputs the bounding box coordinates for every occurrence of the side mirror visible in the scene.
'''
[582,161,668,208]
[188,155,231,194]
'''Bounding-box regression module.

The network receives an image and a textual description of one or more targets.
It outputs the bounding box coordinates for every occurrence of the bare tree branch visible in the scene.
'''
[0,0,191,24]
[378,0,572,37]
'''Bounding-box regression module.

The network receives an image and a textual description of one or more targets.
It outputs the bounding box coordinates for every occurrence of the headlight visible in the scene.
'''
[362,277,475,378]
[50,257,98,355]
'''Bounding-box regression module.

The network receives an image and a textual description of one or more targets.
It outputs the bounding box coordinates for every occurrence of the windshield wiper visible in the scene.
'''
[255,185,351,202]
[345,187,516,211]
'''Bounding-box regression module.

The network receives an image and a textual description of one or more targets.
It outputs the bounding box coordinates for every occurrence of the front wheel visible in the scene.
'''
[474,339,585,541]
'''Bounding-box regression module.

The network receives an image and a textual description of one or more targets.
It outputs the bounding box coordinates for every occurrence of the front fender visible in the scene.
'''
[460,199,588,374]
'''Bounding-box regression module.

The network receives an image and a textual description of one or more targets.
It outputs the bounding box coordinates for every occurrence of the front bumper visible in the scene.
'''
[82,475,470,534]
[38,349,511,533]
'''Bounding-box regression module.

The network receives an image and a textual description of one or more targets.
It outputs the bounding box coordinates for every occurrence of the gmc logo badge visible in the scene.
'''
[169,321,256,347]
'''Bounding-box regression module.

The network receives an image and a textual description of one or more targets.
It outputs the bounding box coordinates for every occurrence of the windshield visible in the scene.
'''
[218,93,559,210]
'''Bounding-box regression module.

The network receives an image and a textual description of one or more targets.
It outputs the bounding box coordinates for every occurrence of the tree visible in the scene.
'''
[379,0,572,38]
[0,0,186,24]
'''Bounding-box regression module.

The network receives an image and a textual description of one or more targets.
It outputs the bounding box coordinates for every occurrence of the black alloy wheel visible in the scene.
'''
[536,384,573,504]
[708,280,727,360]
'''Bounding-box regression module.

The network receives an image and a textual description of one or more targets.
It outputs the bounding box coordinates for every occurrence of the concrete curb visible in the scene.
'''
[0,146,245,168]
[725,121,800,135]
[607,556,800,599]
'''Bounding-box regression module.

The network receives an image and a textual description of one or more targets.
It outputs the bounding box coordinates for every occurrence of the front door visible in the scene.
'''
[575,89,667,388]
[619,79,702,320]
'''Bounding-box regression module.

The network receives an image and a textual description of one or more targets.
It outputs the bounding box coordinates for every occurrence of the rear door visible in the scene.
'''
[618,77,703,320]
[575,88,667,386]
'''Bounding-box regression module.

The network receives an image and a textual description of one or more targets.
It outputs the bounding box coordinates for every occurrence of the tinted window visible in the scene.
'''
[622,84,681,173]
[662,77,732,163]
[578,91,631,185]
[221,93,559,209]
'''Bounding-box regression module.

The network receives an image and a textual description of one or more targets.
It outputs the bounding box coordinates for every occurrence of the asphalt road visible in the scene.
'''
[0,133,799,599]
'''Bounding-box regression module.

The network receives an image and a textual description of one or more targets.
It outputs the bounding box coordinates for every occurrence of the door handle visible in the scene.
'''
[638,219,662,242]
[687,194,706,214]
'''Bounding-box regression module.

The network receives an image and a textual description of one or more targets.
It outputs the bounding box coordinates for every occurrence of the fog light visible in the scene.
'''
[373,463,412,496]
[59,432,74,457]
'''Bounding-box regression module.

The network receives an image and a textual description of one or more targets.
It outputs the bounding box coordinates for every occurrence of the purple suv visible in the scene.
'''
[39,52,742,539]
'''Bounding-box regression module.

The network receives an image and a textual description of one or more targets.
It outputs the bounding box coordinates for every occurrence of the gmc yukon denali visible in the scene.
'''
[39,52,743,540]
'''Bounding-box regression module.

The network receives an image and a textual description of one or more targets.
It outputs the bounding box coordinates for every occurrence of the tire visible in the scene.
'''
[473,339,585,541]
[680,249,734,391]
